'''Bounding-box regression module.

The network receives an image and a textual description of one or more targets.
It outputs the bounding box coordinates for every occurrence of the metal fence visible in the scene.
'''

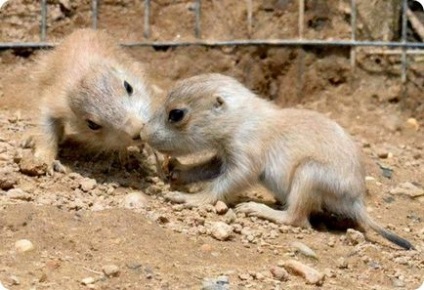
[0,0,422,92]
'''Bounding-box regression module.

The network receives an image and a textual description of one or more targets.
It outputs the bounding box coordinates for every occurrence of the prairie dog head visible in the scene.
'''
[142,73,258,156]
[68,60,152,151]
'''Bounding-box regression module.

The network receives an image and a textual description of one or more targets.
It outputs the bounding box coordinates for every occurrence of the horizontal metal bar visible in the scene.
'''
[3,39,424,49]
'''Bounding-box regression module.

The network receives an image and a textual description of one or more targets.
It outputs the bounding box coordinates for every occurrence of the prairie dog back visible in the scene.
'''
[30,29,154,171]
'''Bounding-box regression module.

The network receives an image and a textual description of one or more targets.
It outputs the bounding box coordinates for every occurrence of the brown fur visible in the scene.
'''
[142,73,414,250]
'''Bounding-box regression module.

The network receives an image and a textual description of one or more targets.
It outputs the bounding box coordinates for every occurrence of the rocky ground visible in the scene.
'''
[1,0,424,289]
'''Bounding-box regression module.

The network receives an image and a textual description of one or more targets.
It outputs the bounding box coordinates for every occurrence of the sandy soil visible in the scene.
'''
[0,1,423,289]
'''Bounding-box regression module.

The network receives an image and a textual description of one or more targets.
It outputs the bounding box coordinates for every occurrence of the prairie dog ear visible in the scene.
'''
[213,95,226,111]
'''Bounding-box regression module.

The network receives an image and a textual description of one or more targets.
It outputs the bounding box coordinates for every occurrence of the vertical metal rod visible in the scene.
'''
[401,0,408,89]
[194,0,201,38]
[350,0,356,72]
[246,0,253,37]
[144,0,151,39]
[92,0,98,29]
[297,0,305,98]
[298,0,304,38]
[40,0,47,41]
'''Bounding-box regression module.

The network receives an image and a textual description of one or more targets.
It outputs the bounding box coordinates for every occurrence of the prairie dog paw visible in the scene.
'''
[164,191,216,207]
[164,191,187,204]
[235,202,269,216]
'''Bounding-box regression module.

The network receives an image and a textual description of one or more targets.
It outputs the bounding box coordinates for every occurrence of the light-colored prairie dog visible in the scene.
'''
[141,73,414,250]
[29,28,154,172]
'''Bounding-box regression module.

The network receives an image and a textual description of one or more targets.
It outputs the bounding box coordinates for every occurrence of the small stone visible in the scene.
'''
[238,273,250,281]
[202,275,230,290]
[291,241,318,259]
[80,178,97,192]
[345,228,365,245]
[377,150,389,159]
[270,266,289,281]
[405,118,419,131]
[210,222,233,241]
[0,173,17,190]
[0,153,8,161]
[122,191,148,209]
[15,239,34,252]
[6,188,32,201]
[9,275,20,285]
[337,257,349,269]
[215,201,228,215]
[390,182,424,198]
[223,209,236,224]
[81,277,96,285]
[18,157,47,176]
[102,264,120,277]
[283,260,325,285]
[392,278,406,288]
[200,244,213,252]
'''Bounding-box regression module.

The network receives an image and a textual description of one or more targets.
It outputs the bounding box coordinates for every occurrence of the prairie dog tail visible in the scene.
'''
[355,203,414,250]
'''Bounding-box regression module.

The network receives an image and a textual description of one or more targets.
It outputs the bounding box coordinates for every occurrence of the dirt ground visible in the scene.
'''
[0,1,423,289]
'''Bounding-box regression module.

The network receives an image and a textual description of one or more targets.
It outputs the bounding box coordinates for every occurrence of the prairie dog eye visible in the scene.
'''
[168,109,185,123]
[124,80,133,95]
[86,120,102,131]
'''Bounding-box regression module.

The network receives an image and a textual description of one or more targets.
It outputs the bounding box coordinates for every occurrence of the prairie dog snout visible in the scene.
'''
[143,73,414,250]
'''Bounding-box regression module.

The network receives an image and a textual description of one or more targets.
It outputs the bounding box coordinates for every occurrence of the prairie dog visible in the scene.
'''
[141,73,414,250]
[29,28,154,171]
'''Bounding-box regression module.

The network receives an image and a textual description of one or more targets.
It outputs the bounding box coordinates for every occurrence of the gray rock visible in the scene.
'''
[210,222,233,241]
[202,275,230,290]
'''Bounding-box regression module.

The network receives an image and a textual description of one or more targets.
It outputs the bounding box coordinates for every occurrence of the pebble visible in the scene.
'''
[238,273,250,281]
[390,182,424,198]
[291,241,318,259]
[270,266,289,281]
[80,178,97,192]
[122,191,148,209]
[0,153,8,161]
[405,118,419,131]
[215,201,228,215]
[102,264,120,277]
[210,222,233,241]
[18,157,47,176]
[337,257,349,269]
[81,277,96,285]
[223,209,236,224]
[15,239,35,253]
[6,188,32,201]
[283,260,325,285]
[0,174,17,190]
[9,275,20,285]
[202,275,230,290]
[345,228,365,245]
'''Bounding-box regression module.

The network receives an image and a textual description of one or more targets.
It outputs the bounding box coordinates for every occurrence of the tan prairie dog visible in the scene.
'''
[30,28,154,172]
[141,73,414,250]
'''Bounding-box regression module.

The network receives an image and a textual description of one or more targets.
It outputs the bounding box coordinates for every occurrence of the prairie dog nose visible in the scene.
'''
[125,115,144,141]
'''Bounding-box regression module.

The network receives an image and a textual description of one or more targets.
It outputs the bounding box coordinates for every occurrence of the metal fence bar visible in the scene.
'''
[194,0,201,38]
[350,0,357,72]
[40,0,47,41]
[144,0,151,39]
[297,0,305,98]
[246,0,253,37]
[401,0,408,86]
[3,39,424,49]
[92,0,98,29]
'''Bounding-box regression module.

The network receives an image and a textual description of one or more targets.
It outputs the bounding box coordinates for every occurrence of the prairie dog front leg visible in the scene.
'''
[33,114,66,173]
[166,155,260,206]
[167,155,223,186]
